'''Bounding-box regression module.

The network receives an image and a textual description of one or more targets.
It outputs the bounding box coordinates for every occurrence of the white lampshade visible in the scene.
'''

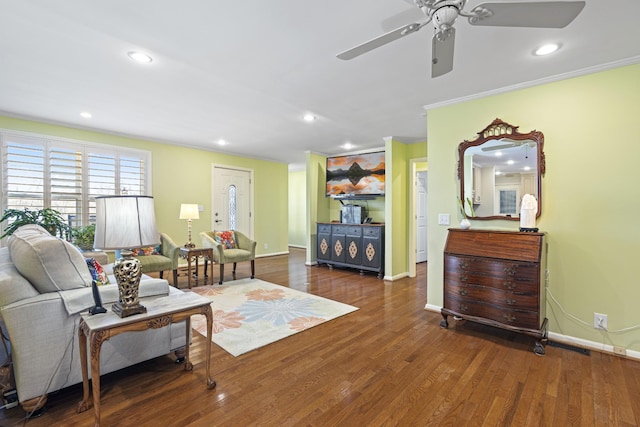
[94,195,160,250]
[179,204,200,220]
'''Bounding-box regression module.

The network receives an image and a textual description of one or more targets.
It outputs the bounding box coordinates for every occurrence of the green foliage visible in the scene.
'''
[71,224,96,250]
[0,207,70,239]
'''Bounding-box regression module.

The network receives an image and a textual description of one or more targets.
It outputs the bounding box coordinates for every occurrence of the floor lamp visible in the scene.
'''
[94,195,160,317]
[179,203,199,248]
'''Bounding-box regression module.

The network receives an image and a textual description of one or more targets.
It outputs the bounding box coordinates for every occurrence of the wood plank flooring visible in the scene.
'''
[2,248,639,426]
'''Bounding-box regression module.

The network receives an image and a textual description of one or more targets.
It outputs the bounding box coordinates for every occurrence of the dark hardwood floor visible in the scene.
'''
[2,248,639,426]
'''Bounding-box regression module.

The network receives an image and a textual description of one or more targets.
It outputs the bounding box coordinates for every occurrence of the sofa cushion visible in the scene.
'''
[8,226,92,293]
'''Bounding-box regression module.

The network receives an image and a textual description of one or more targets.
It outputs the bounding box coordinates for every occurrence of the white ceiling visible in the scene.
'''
[1,1,639,170]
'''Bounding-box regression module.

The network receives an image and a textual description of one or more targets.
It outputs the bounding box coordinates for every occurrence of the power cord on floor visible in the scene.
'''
[546,287,640,334]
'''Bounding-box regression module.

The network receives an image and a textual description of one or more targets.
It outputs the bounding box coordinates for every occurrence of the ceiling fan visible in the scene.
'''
[337,0,586,77]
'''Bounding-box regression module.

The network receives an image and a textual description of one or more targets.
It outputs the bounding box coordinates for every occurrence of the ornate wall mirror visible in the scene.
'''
[458,118,545,220]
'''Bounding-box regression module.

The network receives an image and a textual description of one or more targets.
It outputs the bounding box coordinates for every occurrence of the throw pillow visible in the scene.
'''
[85,257,110,286]
[8,225,92,293]
[214,230,237,249]
[131,245,162,257]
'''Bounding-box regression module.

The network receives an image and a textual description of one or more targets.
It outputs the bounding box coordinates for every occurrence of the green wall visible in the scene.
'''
[0,116,289,257]
[427,63,640,352]
[288,170,306,247]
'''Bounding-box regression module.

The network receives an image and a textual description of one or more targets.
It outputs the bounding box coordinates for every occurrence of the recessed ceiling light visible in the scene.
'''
[127,51,153,63]
[342,142,354,150]
[303,114,316,123]
[216,139,227,146]
[534,43,560,56]
[80,112,92,118]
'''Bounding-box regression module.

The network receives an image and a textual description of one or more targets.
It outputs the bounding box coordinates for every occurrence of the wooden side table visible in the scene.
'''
[179,247,214,289]
[76,292,215,427]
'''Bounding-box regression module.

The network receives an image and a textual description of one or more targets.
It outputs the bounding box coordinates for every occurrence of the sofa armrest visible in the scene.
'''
[160,233,180,269]
[234,231,257,257]
[200,231,224,262]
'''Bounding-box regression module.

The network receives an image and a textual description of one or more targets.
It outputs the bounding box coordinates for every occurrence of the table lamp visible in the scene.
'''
[179,203,199,248]
[94,195,159,317]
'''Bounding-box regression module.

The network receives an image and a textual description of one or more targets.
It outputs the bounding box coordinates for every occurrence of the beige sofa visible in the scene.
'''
[0,225,188,414]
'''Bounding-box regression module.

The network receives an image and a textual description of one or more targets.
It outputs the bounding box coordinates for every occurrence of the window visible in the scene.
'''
[228,184,237,230]
[1,129,151,233]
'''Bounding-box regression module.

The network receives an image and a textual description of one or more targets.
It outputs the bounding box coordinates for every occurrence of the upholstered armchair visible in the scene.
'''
[134,232,180,286]
[200,230,256,284]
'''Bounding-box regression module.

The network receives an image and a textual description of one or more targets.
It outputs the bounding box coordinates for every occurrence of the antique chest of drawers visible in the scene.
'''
[440,229,547,355]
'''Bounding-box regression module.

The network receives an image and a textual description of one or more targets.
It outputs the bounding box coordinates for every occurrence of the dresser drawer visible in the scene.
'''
[445,255,539,291]
[318,223,331,234]
[445,297,540,329]
[363,226,381,238]
[444,283,539,311]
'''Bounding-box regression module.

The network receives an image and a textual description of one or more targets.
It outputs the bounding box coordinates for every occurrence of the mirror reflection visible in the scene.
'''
[458,119,545,220]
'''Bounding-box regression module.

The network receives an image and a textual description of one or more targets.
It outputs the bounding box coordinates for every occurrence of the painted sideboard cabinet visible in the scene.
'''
[440,228,548,355]
[317,222,384,278]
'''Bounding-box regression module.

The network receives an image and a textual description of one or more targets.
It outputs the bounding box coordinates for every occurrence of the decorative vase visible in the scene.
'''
[460,218,471,229]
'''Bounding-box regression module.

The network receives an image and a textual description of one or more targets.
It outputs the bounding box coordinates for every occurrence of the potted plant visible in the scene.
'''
[71,224,96,251]
[0,207,70,239]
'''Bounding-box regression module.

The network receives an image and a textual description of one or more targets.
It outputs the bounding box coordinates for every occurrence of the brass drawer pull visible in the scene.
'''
[459,261,469,269]
[503,313,516,323]
[459,289,468,296]
[503,281,516,290]
[504,266,517,276]
[506,298,516,305]
[459,304,469,312]
[460,275,468,282]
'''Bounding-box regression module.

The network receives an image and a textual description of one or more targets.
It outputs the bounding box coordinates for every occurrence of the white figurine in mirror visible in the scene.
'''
[520,194,538,231]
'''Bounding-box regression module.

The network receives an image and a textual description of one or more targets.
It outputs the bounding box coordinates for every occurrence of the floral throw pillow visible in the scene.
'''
[214,230,237,249]
[86,257,110,286]
[131,245,162,256]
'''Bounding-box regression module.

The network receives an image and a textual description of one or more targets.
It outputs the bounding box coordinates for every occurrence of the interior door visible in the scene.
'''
[416,171,427,263]
[212,166,252,236]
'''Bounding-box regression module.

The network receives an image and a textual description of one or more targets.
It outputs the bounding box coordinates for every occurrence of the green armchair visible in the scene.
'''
[134,232,180,286]
[200,230,256,284]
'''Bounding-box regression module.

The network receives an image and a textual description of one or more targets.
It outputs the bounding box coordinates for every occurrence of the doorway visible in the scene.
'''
[409,158,428,278]
[211,165,254,237]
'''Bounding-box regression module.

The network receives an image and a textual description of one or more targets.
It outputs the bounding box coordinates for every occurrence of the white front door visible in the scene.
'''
[417,171,427,263]
[212,165,253,237]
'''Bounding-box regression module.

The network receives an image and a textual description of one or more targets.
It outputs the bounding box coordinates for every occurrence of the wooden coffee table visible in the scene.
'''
[76,292,215,427]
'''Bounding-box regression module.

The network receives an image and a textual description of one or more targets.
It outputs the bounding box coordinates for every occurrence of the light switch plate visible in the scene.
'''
[438,213,450,226]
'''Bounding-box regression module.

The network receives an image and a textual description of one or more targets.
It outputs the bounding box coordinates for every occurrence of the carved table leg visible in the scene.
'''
[22,395,47,415]
[203,305,216,389]
[90,330,106,427]
[184,318,193,371]
[77,320,91,414]
[440,313,449,328]
[534,339,546,356]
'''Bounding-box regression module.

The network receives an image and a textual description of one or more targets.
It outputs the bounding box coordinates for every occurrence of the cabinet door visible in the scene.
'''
[317,226,331,262]
[345,226,362,265]
[361,227,382,269]
[331,225,347,263]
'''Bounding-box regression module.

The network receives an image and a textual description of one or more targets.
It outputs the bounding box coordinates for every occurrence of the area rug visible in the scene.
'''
[189,278,358,356]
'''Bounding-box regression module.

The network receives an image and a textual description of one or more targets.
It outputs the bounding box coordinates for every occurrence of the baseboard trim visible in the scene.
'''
[423,304,640,361]
[255,251,289,259]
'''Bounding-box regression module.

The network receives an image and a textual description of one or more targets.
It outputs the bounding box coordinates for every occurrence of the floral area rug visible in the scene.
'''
[190,278,358,357]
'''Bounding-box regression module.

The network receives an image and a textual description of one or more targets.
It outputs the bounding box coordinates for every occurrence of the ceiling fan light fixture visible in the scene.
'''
[533,43,560,56]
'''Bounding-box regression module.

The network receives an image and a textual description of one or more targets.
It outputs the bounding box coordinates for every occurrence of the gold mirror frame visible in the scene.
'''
[458,118,545,220]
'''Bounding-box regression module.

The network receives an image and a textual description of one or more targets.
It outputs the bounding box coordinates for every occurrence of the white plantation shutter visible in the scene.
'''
[1,130,151,236]
[4,136,46,211]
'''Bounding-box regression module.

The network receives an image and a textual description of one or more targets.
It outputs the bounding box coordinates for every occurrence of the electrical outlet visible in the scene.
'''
[594,313,608,330]
[438,213,450,226]
[613,346,626,356]
[263,243,268,250]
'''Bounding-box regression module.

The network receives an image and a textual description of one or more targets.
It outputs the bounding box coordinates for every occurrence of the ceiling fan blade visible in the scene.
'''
[337,22,426,60]
[468,1,585,28]
[431,28,455,78]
